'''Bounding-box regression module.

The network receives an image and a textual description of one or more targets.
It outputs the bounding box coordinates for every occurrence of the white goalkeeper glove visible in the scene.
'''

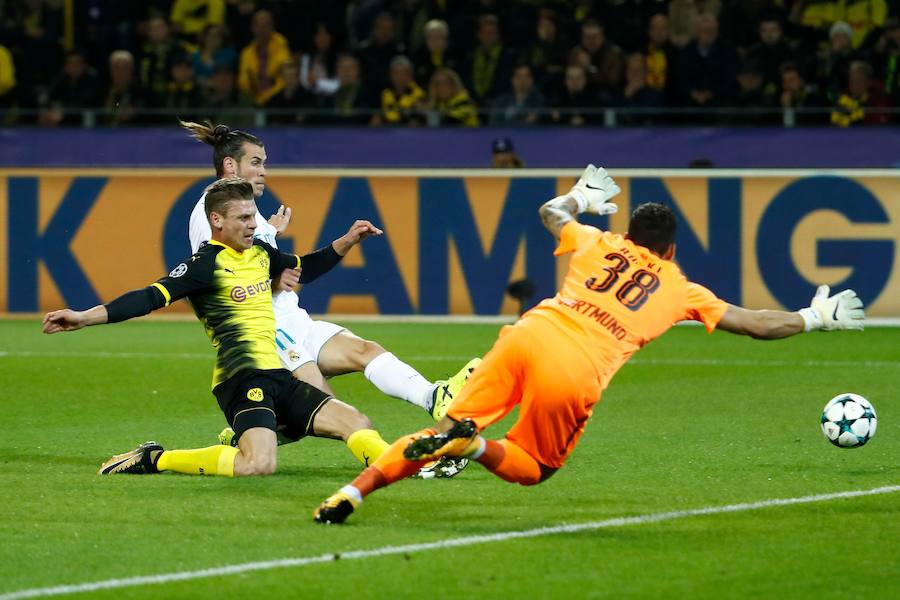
[797,285,865,332]
[568,164,620,215]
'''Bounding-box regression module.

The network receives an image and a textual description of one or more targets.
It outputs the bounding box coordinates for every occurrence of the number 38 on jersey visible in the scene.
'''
[585,252,661,311]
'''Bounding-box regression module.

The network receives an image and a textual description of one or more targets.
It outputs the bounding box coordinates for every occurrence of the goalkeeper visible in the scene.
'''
[314,164,866,524]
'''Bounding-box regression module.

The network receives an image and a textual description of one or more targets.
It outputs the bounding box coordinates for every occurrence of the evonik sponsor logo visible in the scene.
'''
[230,280,271,302]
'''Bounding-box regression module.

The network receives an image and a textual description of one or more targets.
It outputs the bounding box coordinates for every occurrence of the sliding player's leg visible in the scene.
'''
[272,374,391,467]
[314,325,480,420]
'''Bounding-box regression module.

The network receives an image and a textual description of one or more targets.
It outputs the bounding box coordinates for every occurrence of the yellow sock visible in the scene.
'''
[156,445,238,477]
[346,429,390,466]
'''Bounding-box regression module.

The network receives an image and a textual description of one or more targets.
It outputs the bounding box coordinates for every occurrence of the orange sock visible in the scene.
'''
[478,439,541,485]
[351,428,436,497]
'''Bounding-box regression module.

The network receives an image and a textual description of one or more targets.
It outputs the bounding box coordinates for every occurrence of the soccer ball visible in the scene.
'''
[820,393,877,448]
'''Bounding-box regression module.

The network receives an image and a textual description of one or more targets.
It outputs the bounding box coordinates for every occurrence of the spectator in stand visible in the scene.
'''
[466,14,516,105]
[731,61,776,124]
[224,0,259,50]
[779,61,828,125]
[620,52,664,125]
[138,16,185,109]
[392,0,431,56]
[324,53,375,125]
[818,21,857,102]
[550,64,601,126]
[202,63,254,126]
[677,13,739,113]
[299,22,340,97]
[744,14,797,100]
[267,59,316,125]
[39,49,101,127]
[414,19,462,90]
[489,64,546,126]
[0,42,16,111]
[644,12,680,106]
[601,0,671,53]
[790,0,887,49]
[490,137,524,168]
[426,67,479,127]
[355,12,405,92]
[668,0,722,48]
[576,19,624,103]
[831,59,890,126]
[374,55,425,126]
[521,9,569,96]
[164,54,203,121]
[869,17,900,108]
[238,9,291,106]
[4,0,64,103]
[191,24,237,91]
[102,49,142,126]
[170,0,225,42]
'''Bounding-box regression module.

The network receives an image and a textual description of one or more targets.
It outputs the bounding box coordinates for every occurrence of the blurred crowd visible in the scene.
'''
[0,0,897,128]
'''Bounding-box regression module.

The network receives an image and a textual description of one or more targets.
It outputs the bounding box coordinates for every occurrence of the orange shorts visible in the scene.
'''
[447,320,602,469]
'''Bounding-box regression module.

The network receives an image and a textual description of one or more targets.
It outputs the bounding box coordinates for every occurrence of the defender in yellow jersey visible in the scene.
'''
[43,178,390,478]
[314,165,866,524]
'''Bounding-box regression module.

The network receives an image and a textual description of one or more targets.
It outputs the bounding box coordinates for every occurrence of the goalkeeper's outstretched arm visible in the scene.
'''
[540,164,621,240]
[716,285,865,339]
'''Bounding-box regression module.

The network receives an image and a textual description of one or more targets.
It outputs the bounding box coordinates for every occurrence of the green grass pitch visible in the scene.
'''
[1,319,897,599]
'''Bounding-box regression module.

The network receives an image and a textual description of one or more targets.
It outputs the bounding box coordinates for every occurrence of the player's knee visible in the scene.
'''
[356,339,386,365]
[343,409,374,436]
[240,452,277,476]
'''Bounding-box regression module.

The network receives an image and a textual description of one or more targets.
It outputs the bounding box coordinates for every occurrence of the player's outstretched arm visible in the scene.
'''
[42,305,109,333]
[539,164,620,240]
[332,220,383,255]
[43,285,171,334]
[716,285,865,339]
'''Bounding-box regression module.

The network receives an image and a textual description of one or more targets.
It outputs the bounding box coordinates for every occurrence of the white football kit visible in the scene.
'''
[189,194,344,371]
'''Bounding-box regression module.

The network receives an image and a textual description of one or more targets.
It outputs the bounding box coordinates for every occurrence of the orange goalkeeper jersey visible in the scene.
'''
[520,221,728,389]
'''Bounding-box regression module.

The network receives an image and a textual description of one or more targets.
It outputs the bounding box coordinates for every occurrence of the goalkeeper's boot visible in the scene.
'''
[413,456,470,479]
[313,491,359,524]
[405,418,479,461]
[430,358,482,420]
[98,441,163,475]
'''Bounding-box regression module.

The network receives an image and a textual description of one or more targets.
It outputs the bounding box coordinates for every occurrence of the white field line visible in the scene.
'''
[1,485,897,600]
[0,350,897,369]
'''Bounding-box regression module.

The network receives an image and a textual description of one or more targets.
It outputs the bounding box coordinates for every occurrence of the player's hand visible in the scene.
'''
[42,309,87,334]
[569,164,620,215]
[268,205,292,237]
[804,285,865,331]
[273,267,301,292]
[333,220,383,255]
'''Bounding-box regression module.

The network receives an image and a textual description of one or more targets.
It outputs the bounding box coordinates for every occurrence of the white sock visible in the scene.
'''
[340,485,363,505]
[364,352,436,412]
[467,437,487,459]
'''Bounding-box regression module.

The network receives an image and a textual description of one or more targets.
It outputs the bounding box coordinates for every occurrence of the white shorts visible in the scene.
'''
[272,292,345,373]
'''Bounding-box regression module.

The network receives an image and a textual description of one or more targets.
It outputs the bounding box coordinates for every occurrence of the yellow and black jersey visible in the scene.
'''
[105,239,342,390]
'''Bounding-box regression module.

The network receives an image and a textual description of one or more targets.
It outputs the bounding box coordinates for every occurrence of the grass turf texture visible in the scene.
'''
[0,319,897,598]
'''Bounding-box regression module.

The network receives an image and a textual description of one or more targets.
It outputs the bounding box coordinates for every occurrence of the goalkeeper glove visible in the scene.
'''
[797,285,865,331]
[568,164,620,215]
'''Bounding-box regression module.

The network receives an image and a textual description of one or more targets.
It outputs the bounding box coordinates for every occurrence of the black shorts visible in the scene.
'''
[214,369,331,441]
